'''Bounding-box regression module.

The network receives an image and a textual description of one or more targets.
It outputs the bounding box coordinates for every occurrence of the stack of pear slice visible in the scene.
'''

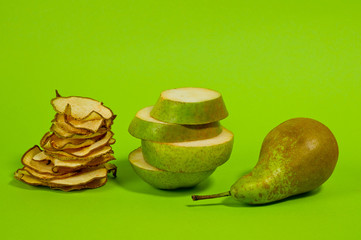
[128,87,234,189]
[15,92,117,191]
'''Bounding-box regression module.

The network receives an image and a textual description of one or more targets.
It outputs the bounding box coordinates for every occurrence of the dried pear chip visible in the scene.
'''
[45,145,113,160]
[14,169,42,186]
[67,117,104,133]
[54,177,107,191]
[41,132,101,151]
[51,96,113,120]
[15,169,108,191]
[49,167,107,186]
[21,146,54,173]
[51,123,107,139]
[63,131,113,157]
[49,133,100,150]
[53,114,92,135]
[53,154,115,168]
[24,166,77,180]
[109,138,116,144]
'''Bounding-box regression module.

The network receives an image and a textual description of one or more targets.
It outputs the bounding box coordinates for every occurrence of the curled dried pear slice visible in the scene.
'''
[63,131,113,157]
[53,177,107,191]
[14,169,42,186]
[49,167,107,186]
[53,113,92,135]
[51,96,113,120]
[45,145,113,160]
[24,166,77,180]
[51,123,107,139]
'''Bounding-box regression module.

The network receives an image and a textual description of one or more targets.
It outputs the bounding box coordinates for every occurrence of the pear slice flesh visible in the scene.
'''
[129,148,215,189]
[141,127,234,172]
[150,88,228,125]
[51,96,113,120]
[128,106,222,142]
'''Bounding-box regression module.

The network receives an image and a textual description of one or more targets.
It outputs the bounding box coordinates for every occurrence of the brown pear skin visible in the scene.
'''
[192,118,339,205]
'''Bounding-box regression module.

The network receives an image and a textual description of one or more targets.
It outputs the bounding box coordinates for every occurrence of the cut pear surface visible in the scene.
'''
[128,106,222,142]
[150,87,228,124]
[129,148,215,189]
[141,127,234,172]
[51,96,113,119]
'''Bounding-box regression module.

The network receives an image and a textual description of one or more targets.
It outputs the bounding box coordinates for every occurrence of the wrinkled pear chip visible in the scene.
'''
[51,96,113,120]
[45,145,113,160]
[51,123,107,139]
[15,168,108,191]
[63,131,113,157]
[53,114,92,135]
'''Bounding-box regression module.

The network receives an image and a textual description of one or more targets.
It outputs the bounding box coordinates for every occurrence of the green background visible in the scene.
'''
[1,1,360,239]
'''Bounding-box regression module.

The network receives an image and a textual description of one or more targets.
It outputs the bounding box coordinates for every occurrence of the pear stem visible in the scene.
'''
[192,191,231,201]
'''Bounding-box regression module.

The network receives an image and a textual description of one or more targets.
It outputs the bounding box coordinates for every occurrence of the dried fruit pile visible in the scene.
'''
[15,92,117,191]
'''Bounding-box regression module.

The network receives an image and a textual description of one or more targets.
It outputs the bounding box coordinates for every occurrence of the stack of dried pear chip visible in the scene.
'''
[15,92,117,191]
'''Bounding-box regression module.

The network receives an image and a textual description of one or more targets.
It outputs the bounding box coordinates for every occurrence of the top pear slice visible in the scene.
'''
[150,88,228,125]
[51,95,114,120]
[129,106,222,142]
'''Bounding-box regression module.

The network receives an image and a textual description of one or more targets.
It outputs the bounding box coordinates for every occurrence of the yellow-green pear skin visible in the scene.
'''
[192,118,338,205]
[150,87,228,125]
[128,106,222,142]
[230,118,338,204]
[141,128,234,172]
[129,148,215,189]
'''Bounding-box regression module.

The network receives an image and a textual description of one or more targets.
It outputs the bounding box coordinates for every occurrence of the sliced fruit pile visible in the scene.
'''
[15,92,117,191]
[128,87,234,189]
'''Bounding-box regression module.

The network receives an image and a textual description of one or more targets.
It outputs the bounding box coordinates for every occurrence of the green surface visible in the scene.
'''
[1,1,360,239]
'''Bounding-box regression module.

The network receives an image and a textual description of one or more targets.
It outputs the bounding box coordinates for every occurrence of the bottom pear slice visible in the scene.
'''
[129,148,215,190]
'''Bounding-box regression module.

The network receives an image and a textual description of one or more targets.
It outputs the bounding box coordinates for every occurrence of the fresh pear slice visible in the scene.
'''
[128,106,222,142]
[150,88,228,125]
[129,148,215,189]
[142,127,234,172]
[51,123,107,139]
[45,145,113,160]
[62,131,113,157]
[51,96,113,120]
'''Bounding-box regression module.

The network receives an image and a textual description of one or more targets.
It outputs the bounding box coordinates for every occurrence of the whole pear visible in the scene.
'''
[192,118,339,204]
